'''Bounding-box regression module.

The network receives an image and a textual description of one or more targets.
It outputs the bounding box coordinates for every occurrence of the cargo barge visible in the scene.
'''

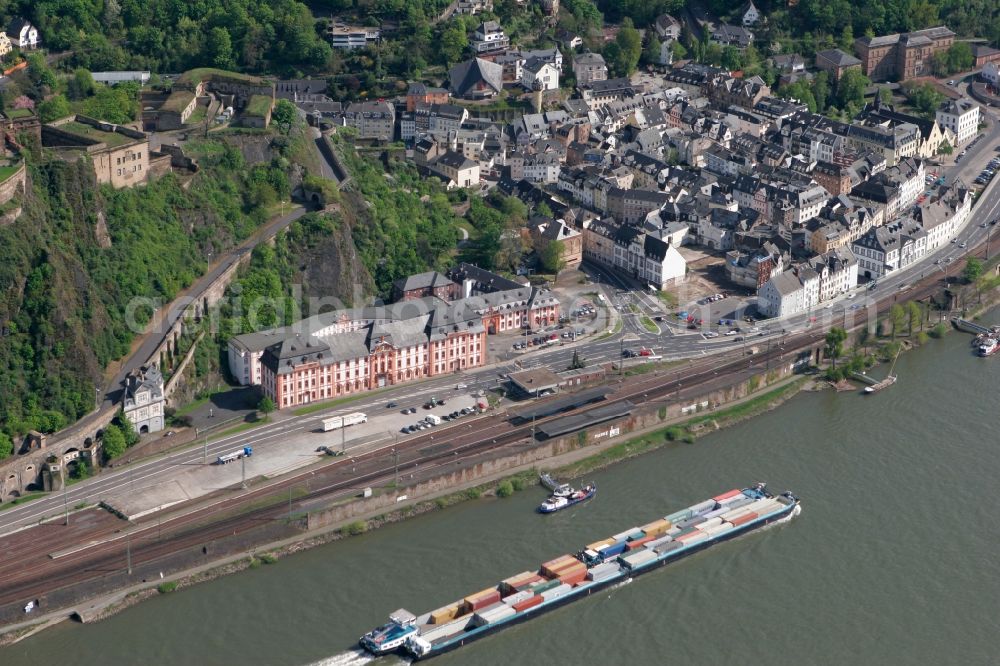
[360,483,800,660]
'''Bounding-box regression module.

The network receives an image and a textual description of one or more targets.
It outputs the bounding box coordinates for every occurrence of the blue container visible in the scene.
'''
[598,542,627,560]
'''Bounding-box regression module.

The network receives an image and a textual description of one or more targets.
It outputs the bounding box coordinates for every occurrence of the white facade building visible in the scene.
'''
[936,98,980,145]
[122,366,165,434]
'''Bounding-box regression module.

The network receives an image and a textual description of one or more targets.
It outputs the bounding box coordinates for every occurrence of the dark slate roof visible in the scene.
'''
[815,48,862,68]
[393,271,454,294]
[449,58,503,97]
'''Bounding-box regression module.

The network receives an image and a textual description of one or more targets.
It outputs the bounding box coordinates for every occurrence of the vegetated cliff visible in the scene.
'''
[0,148,262,440]
[286,211,375,312]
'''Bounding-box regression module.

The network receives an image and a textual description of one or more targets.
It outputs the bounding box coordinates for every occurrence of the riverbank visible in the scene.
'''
[0,371,811,643]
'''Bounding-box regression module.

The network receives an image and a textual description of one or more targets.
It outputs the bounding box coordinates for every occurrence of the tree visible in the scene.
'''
[27,53,57,92]
[938,140,953,156]
[836,68,870,111]
[569,349,586,370]
[118,411,140,448]
[272,99,296,132]
[889,303,906,340]
[71,459,91,480]
[963,257,984,284]
[721,46,743,71]
[258,396,276,421]
[67,68,96,100]
[642,34,662,67]
[605,19,642,77]
[812,71,830,113]
[906,301,922,335]
[207,26,236,69]
[540,239,566,275]
[439,25,468,66]
[0,431,12,460]
[102,424,127,460]
[824,327,848,369]
[38,95,71,122]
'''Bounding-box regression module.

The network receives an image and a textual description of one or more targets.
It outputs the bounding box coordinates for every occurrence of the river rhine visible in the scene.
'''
[5,325,1000,665]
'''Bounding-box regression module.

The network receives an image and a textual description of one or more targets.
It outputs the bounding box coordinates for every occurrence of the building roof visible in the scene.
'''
[7,18,30,35]
[815,48,862,68]
[449,57,503,97]
[768,271,803,296]
[393,271,455,294]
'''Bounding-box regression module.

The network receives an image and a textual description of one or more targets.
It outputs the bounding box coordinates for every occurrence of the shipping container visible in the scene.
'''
[701,506,730,520]
[721,496,754,510]
[512,595,544,612]
[701,522,734,537]
[429,603,462,624]
[666,525,682,536]
[730,512,758,527]
[687,499,717,514]
[557,568,588,586]
[645,535,673,550]
[463,588,501,612]
[619,549,658,569]
[654,541,683,555]
[676,531,709,545]
[420,615,472,643]
[695,516,723,530]
[674,516,706,529]
[586,538,615,551]
[597,541,628,559]
[665,509,692,523]
[541,583,573,601]
[502,590,534,606]
[640,518,671,537]
[625,535,655,550]
[611,527,641,541]
[712,489,742,502]
[530,579,561,594]
[473,604,516,627]
[586,562,620,580]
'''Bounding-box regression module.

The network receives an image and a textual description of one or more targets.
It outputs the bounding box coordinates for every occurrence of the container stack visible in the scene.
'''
[586,561,621,582]
[462,588,502,614]
[645,534,673,550]
[501,571,544,595]
[419,616,471,644]
[640,518,672,538]
[625,534,655,550]
[471,601,517,627]
[511,595,543,612]
[501,590,534,607]
[540,583,573,602]
[429,603,462,624]
[541,555,588,585]
[619,549,657,570]
[529,579,561,594]
[695,516,724,531]
[675,530,709,546]
[700,521,734,537]
[596,540,628,561]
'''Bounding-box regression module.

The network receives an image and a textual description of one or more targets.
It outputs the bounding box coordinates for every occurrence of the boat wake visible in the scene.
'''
[764,503,802,530]
[300,649,403,666]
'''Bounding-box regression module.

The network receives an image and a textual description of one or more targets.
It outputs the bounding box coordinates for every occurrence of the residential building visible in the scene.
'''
[852,219,927,279]
[739,0,761,26]
[705,73,770,110]
[529,217,583,266]
[522,58,559,91]
[770,54,806,74]
[6,18,38,49]
[606,187,672,225]
[0,32,12,58]
[756,270,806,318]
[326,23,380,49]
[814,49,863,81]
[654,14,681,42]
[711,24,754,50]
[854,26,955,82]
[573,53,608,88]
[971,44,1000,69]
[456,0,493,14]
[406,83,450,112]
[343,101,395,141]
[726,243,784,289]
[449,57,504,99]
[936,98,979,146]
[983,61,1000,87]
[915,185,971,250]
[41,115,151,189]
[122,366,165,434]
[471,21,509,54]
[434,150,481,188]
[858,97,949,158]
[582,218,686,290]
[579,78,639,109]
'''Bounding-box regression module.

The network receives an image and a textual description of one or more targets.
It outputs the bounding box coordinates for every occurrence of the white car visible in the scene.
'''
[725,330,738,336]
[455,383,467,390]
[704,331,719,338]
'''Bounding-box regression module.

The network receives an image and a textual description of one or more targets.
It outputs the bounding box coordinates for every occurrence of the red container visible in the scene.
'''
[558,569,588,585]
[626,535,654,550]
[512,595,544,612]
[713,488,742,501]
[466,590,501,611]
[730,512,757,527]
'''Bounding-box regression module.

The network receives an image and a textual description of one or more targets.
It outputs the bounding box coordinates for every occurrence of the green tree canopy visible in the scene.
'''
[824,327,848,368]
[963,257,984,284]
[102,424,127,460]
[540,239,566,275]
[0,431,12,460]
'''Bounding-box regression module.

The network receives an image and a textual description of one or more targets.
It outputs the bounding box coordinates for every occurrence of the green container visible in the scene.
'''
[530,579,561,594]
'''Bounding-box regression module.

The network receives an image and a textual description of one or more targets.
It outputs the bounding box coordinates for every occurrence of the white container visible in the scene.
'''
[695,516,723,530]
[502,591,534,606]
[645,535,673,550]
[541,583,573,601]
[687,499,716,514]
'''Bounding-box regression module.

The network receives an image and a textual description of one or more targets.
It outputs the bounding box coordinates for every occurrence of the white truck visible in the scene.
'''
[322,412,368,432]
[425,414,442,426]
[216,446,253,465]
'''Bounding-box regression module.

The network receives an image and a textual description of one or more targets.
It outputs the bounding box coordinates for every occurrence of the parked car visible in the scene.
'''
[455,383,467,390]
[386,401,398,408]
